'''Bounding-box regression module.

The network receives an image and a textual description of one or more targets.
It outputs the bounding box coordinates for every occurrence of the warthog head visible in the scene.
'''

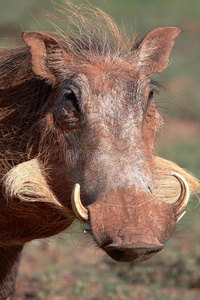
[1,6,199,262]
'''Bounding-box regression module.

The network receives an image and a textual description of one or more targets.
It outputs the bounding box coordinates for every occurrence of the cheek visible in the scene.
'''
[142,103,157,147]
[142,104,162,174]
[142,102,163,146]
[155,110,164,129]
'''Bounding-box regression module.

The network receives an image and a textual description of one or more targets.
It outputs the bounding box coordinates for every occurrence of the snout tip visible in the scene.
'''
[105,243,163,262]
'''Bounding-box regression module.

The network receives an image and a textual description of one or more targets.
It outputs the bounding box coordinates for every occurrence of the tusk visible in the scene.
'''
[175,211,186,223]
[71,183,88,222]
[171,172,190,222]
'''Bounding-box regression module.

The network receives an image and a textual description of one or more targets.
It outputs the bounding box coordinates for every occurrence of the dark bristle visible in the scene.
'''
[131,34,146,51]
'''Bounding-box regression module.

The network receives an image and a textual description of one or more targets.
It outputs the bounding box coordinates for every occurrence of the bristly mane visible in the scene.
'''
[49,0,132,57]
[0,1,135,82]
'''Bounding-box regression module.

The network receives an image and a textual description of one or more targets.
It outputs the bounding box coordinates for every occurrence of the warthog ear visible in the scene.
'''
[135,27,180,75]
[22,31,72,85]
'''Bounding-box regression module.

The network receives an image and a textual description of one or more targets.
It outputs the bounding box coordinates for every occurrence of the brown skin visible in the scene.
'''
[30,28,179,261]
[0,26,181,298]
[89,189,175,262]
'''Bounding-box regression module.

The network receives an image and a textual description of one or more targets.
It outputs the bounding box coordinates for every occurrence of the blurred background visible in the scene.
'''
[0,0,200,299]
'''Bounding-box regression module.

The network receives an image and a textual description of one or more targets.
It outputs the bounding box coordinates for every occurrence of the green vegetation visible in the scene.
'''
[0,0,200,299]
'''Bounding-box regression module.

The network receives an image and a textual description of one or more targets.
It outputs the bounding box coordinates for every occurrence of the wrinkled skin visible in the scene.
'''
[23,27,180,262]
[41,66,176,261]
[0,25,182,298]
[89,189,174,262]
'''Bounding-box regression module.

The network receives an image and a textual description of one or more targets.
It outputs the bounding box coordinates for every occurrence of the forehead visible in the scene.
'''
[73,57,141,93]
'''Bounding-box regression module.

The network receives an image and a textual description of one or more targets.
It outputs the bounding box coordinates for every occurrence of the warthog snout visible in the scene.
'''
[71,178,190,262]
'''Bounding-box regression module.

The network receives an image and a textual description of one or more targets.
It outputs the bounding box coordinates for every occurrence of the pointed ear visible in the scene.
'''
[22,31,72,85]
[135,27,180,75]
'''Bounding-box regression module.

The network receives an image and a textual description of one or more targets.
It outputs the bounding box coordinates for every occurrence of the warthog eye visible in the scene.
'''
[52,84,81,129]
[144,89,154,113]
[148,89,154,101]
[64,88,80,113]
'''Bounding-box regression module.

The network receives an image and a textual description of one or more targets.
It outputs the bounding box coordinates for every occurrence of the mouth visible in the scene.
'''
[105,242,163,262]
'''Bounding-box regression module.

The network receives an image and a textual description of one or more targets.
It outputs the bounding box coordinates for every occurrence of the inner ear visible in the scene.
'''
[135,27,180,75]
[22,31,72,85]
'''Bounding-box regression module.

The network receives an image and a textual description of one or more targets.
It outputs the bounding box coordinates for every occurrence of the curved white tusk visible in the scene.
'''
[175,211,186,223]
[171,172,190,222]
[71,183,88,222]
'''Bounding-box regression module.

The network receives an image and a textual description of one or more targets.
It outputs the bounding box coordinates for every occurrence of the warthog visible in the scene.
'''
[0,3,199,299]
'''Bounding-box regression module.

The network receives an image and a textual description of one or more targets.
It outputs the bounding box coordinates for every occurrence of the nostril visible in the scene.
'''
[105,246,125,261]
[109,249,125,260]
